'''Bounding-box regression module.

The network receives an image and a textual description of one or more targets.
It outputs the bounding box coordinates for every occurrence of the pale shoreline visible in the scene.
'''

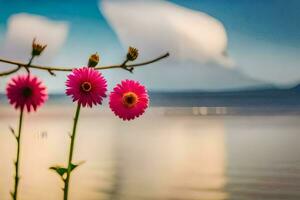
[1,104,300,119]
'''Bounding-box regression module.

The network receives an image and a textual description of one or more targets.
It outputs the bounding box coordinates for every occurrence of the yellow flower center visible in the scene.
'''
[81,82,92,92]
[122,92,138,108]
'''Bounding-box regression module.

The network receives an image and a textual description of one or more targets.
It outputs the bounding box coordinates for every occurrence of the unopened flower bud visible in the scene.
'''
[127,47,138,61]
[32,38,47,56]
[88,53,100,67]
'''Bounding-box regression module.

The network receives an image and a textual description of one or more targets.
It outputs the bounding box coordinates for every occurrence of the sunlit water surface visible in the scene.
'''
[1,105,300,200]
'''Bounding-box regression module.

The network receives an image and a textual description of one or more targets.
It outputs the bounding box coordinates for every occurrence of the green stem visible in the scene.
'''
[12,108,24,200]
[25,55,35,74]
[64,103,81,200]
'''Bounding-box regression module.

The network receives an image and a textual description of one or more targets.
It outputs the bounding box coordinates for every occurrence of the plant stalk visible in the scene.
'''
[64,103,81,200]
[12,108,24,200]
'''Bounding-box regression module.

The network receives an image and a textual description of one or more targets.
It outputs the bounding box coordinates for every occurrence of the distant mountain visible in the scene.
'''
[149,86,300,107]
[292,84,300,91]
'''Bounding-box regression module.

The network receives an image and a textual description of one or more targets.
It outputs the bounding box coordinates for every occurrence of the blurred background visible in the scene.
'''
[0,0,300,200]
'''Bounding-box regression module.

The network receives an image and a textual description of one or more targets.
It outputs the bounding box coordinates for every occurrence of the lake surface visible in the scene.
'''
[1,105,300,200]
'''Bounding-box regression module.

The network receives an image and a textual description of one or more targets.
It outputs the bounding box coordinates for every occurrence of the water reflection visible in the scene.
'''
[1,106,300,200]
[107,115,227,200]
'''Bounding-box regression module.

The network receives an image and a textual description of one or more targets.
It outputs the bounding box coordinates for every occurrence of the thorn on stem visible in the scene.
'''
[128,67,134,73]
[9,126,17,139]
[48,69,56,76]
[122,66,134,73]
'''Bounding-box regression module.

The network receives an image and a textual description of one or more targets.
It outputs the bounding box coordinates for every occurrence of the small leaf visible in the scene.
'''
[50,161,85,178]
[50,166,67,177]
[70,163,77,171]
[69,161,85,171]
[128,67,134,73]
[48,69,56,76]
[9,126,15,134]
[9,126,17,139]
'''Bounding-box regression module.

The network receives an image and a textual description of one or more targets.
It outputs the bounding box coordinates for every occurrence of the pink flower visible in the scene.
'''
[6,74,48,112]
[66,67,107,107]
[109,80,149,121]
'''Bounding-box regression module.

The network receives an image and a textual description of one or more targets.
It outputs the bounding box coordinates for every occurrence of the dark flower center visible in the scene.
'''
[22,87,33,98]
[81,82,92,92]
[122,92,138,108]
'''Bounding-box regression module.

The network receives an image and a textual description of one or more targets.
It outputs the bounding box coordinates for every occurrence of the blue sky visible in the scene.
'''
[173,0,300,47]
[0,0,299,92]
[0,0,123,63]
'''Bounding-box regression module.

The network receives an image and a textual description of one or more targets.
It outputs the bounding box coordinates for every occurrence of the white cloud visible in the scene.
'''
[0,13,69,64]
[0,13,69,92]
[100,0,234,68]
[98,0,268,91]
[230,34,300,87]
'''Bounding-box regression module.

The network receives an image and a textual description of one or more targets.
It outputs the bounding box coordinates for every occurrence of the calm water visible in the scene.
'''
[1,105,300,200]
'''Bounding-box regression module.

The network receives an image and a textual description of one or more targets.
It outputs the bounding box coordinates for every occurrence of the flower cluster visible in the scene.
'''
[6,68,149,120]
[4,42,154,200]
[65,67,149,120]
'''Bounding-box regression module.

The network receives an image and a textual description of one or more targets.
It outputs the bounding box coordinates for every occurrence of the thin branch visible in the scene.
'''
[97,52,170,70]
[0,66,21,77]
[0,53,169,76]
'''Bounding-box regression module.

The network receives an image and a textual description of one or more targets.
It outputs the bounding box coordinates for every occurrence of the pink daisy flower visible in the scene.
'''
[66,67,107,107]
[109,80,149,121]
[6,74,48,112]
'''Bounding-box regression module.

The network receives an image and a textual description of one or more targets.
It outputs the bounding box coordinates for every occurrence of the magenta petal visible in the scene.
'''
[109,79,149,121]
[6,74,48,113]
[65,67,107,108]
